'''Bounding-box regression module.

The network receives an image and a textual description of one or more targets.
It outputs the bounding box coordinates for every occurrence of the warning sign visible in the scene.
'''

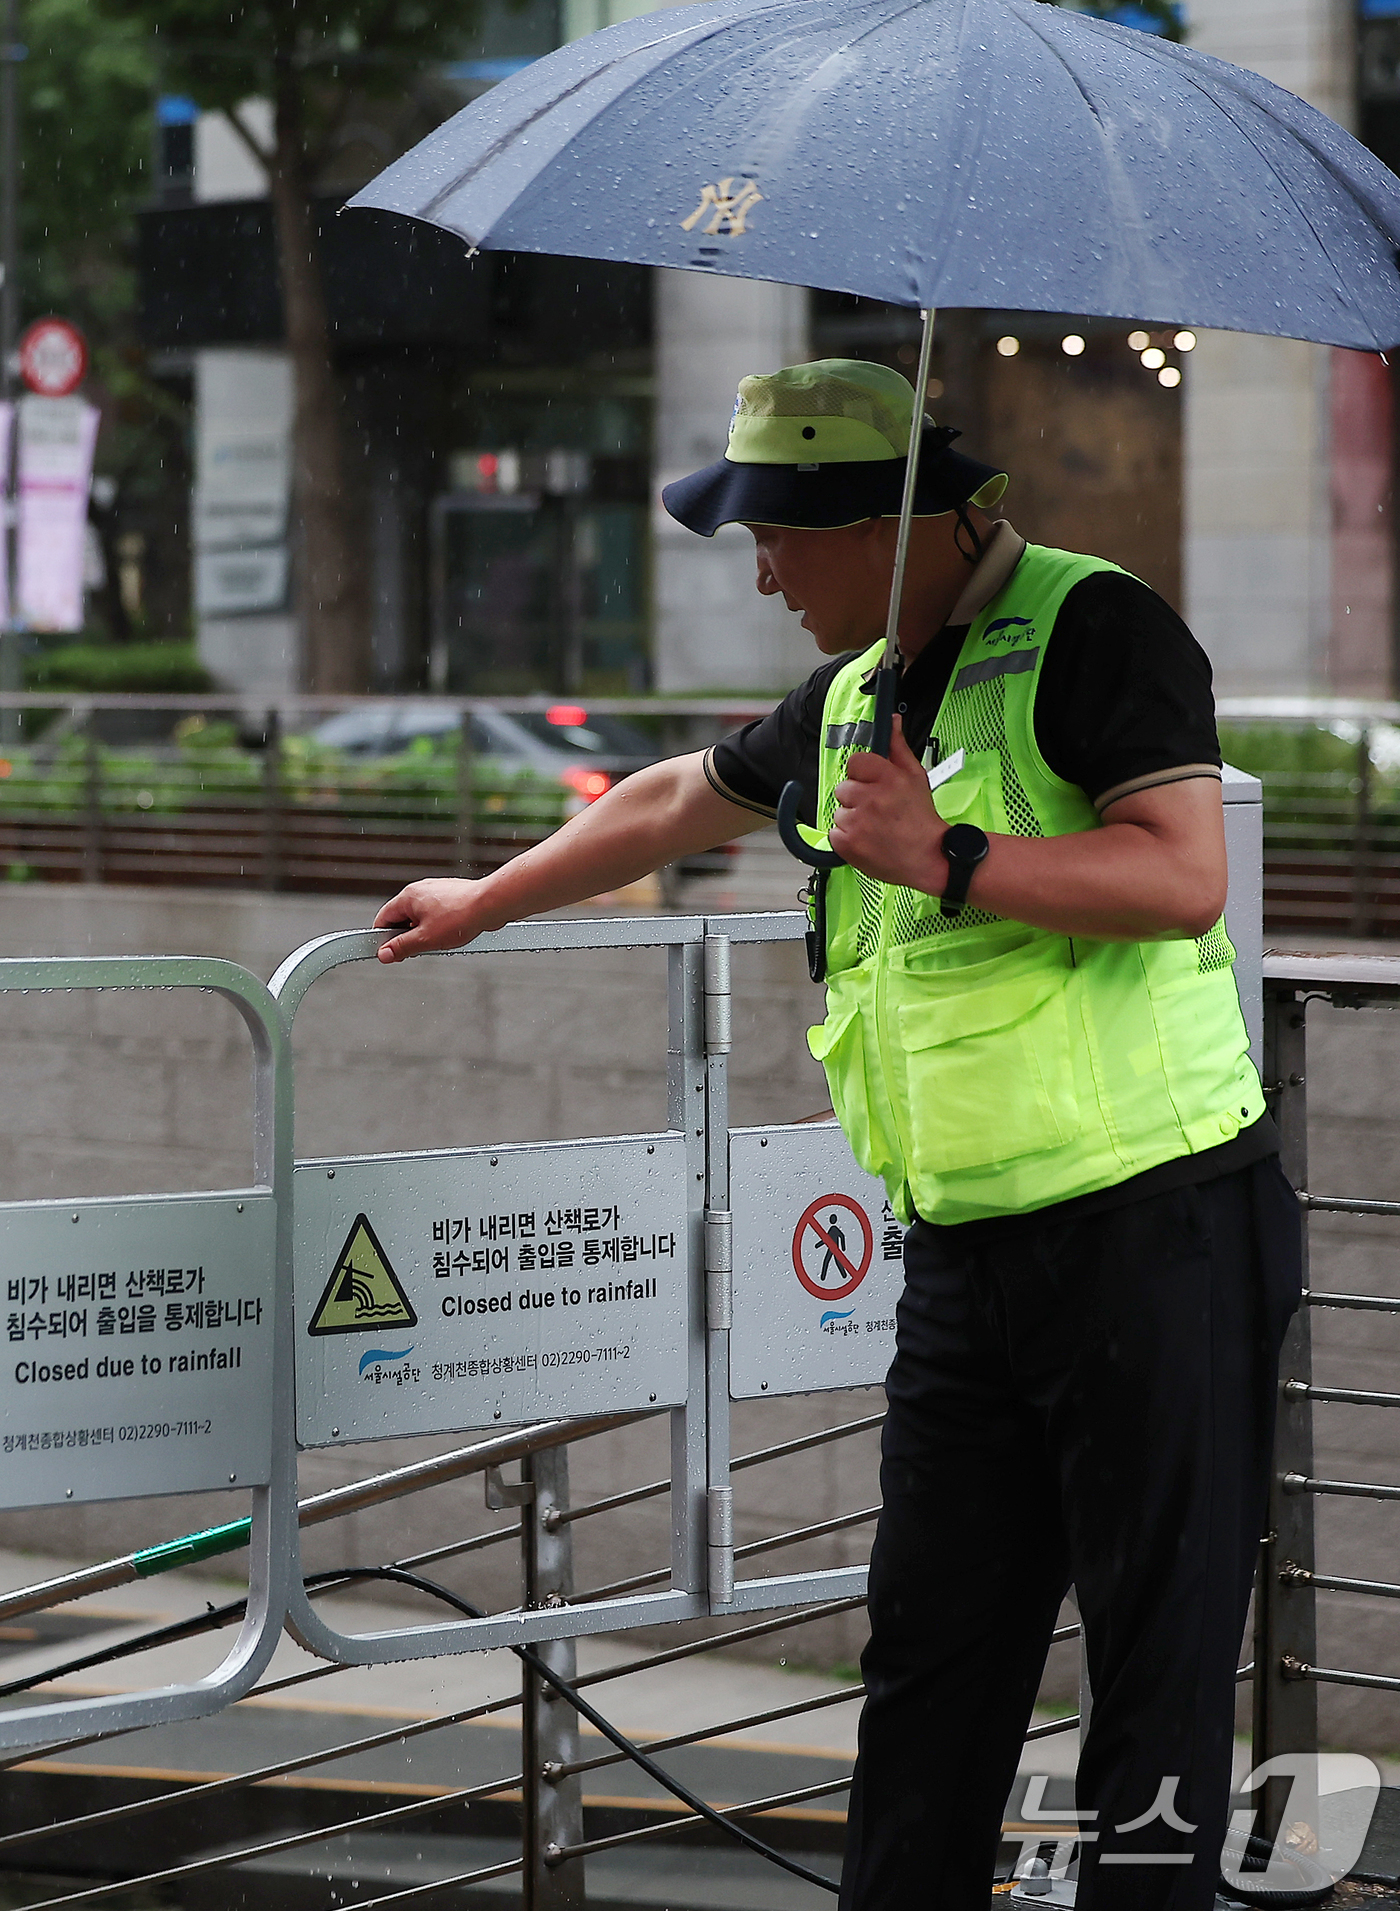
[792,1194,872,1301]
[728,1124,903,1399]
[309,1214,417,1337]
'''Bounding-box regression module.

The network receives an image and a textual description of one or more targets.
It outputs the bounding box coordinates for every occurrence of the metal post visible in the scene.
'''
[668,938,710,1599]
[1253,984,1318,1839]
[1350,727,1373,940]
[261,705,282,893]
[456,707,475,878]
[0,0,20,749]
[522,1444,586,1911]
[81,708,101,884]
[703,931,735,1608]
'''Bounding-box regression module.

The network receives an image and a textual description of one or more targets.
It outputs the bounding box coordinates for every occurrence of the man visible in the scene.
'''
[374,359,1300,1910]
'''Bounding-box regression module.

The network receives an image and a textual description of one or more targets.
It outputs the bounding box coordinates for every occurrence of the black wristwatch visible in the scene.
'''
[939,823,990,918]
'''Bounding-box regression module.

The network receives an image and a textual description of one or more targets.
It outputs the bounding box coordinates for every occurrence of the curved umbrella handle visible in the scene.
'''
[776,781,845,871]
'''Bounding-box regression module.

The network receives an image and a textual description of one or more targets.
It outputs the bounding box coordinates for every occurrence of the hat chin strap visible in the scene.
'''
[776,307,937,873]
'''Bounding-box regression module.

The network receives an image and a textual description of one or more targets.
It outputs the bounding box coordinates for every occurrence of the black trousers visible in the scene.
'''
[839,1157,1302,1911]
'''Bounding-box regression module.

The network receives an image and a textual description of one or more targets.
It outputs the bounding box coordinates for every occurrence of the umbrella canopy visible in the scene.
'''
[350,0,1400,350]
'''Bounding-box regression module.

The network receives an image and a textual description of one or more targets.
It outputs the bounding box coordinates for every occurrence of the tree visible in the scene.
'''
[93,3,477,691]
[19,0,197,644]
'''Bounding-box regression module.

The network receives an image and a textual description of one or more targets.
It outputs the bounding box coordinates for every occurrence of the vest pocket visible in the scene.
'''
[897,977,1081,1172]
[808,997,900,1189]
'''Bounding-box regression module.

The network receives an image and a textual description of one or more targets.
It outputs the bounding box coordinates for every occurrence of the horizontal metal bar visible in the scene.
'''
[1284,1380,1400,1410]
[554,1411,887,1530]
[1285,1568,1400,1601]
[548,1775,852,1865]
[734,1505,880,1563]
[0,690,779,716]
[1284,1471,1400,1500]
[1026,1715,1078,1741]
[1300,1194,1400,1218]
[350,1857,526,1911]
[727,1567,870,1614]
[16,1769,524,1910]
[0,1414,644,1628]
[1264,955,1400,1000]
[0,1677,530,1854]
[1304,1290,1400,1314]
[574,1509,879,1607]
[1290,1664,1400,1693]
[548,1683,866,1781]
[569,1598,868,1695]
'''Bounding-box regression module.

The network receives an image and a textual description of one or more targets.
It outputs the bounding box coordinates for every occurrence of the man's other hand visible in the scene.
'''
[373,880,488,962]
[831,719,944,890]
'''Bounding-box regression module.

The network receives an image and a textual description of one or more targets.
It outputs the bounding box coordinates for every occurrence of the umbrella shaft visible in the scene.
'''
[881,306,936,683]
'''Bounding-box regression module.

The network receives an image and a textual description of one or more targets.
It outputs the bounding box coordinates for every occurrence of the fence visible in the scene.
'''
[0,689,1386,936]
[1219,696,1400,939]
[0,938,1396,1897]
[0,693,768,897]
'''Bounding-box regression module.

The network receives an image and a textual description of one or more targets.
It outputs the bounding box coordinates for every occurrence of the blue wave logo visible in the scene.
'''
[359,1345,414,1374]
[820,1311,854,1327]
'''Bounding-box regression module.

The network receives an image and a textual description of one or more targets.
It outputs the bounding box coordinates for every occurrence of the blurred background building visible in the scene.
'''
[50,0,1400,702]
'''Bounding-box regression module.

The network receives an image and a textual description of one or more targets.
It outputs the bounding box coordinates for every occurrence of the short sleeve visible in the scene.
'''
[706,656,845,828]
[1033,574,1222,809]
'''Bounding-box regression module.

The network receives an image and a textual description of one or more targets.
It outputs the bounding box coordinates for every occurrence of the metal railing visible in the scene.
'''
[1253,949,1400,1819]
[0,941,1396,1905]
[0,692,770,896]
[1219,696,1400,938]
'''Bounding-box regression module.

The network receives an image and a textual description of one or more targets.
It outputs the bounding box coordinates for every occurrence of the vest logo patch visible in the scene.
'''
[983,616,1035,644]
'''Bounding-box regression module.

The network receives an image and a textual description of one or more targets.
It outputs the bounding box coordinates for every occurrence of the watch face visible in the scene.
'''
[944,823,990,865]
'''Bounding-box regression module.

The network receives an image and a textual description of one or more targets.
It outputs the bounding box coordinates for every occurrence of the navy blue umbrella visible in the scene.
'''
[349,0,1400,868]
[351,0,1400,348]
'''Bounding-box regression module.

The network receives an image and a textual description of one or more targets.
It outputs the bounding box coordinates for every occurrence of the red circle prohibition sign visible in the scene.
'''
[792,1194,873,1302]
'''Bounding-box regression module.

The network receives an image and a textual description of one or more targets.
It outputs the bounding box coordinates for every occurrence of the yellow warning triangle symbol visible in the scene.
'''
[308,1213,418,1337]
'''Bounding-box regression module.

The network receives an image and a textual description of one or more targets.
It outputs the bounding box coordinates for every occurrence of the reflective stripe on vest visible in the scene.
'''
[805,542,1264,1226]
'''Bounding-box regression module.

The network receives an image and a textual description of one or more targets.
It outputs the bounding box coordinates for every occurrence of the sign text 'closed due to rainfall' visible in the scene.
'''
[0,1192,276,1509]
[293,1135,689,1445]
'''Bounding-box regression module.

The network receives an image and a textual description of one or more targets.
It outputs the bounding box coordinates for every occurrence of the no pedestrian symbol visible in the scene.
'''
[792,1195,873,1302]
[309,1214,418,1336]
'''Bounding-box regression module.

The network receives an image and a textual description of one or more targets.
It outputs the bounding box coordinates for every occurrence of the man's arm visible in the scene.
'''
[832,722,1227,941]
[373,752,767,961]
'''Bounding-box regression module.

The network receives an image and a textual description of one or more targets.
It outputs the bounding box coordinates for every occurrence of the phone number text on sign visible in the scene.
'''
[293,1134,690,1447]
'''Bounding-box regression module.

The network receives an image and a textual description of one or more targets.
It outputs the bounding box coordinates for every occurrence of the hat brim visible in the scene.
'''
[662,441,1008,537]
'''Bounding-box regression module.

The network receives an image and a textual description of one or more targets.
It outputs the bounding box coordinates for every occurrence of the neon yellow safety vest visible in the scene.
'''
[805,542,1265,1226]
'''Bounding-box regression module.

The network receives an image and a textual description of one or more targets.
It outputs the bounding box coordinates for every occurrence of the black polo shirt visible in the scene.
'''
[702,565,1278,1235]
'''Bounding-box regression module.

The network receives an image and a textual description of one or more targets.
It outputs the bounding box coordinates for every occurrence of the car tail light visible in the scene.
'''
[560,766,612,802]
[546,704,588,727]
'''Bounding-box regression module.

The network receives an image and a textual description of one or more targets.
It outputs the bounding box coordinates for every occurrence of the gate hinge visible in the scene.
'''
[704,934,731,1055]
[705,1208,732,1329]
[708,1485,734,1607]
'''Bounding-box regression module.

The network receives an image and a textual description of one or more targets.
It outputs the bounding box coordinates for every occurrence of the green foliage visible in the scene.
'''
[1218,724,1363,782]
[0,721,569,830]
[20,0,155,327]
[24,643,213,693]
[91,0,479,160]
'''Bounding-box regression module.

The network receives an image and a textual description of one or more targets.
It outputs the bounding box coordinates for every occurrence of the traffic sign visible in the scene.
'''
[791,1193,872,1301]
[18,318,88,397]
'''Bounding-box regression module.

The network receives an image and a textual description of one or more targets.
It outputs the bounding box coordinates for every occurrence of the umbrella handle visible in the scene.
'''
[775,664,899,870]
[776,780,845,870]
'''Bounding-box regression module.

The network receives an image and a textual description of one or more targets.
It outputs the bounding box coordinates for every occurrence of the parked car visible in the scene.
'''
[307,703,658,811]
